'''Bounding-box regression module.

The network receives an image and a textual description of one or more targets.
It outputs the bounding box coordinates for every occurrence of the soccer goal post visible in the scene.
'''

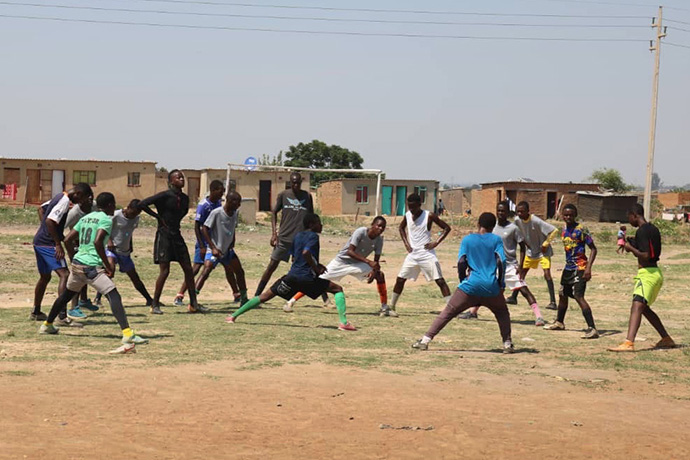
[226,163,384,215]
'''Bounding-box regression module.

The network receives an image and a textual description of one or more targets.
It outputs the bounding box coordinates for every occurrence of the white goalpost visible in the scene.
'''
[226,163,385,215]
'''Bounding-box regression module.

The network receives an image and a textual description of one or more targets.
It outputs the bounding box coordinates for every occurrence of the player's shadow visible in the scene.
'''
[86,312,147,318]
[240,321,337,330]
[429,347,539,354]
[593,329,621,337]
[78,332,174,340]
[636,343,688,353]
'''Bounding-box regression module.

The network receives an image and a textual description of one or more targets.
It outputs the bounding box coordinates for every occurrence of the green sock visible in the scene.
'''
[240,289,248,303]
[232,296,262,319]
[334,292,347,324]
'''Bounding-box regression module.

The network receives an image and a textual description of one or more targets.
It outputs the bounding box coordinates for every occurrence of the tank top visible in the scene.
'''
[406,210,434,256]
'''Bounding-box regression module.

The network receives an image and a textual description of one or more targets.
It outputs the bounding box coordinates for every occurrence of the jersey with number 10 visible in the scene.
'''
[73,211,113,267]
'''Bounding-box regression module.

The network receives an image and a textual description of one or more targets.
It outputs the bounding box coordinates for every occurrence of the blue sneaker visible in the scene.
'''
[67,306,87,320]
[173,296,185,307]
[79,299,99,312]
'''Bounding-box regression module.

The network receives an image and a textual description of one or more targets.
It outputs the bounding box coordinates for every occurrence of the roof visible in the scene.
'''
[0,156,156,164]
[319,177,439,184]
[480,180,598,187]
[576,191,638,197]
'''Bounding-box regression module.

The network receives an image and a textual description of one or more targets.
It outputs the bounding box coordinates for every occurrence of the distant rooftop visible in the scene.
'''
[0,156,156,164]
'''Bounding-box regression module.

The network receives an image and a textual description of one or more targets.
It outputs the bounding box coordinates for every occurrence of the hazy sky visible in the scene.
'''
[1,0,689,186]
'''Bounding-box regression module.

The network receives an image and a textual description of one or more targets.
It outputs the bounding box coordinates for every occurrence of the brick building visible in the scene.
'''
[658,192,690,210]
[439,187,472,215]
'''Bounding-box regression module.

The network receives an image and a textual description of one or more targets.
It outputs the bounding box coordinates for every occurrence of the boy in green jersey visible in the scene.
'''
[38,192,149,354]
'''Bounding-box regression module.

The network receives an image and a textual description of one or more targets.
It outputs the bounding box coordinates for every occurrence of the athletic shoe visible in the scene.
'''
[546,302,558,311]
[535,317,546,327]
[283,300,295,313]
[109,343,136,355]
[379,305,396,317]
[411,339,428,351]
[608,340,635,352]
[338,322,357,332]
[543,321,565,331]
[457,311,478,320]
[95,296,103,307]
[39,323,59,335]
[79,299,99,312]
[29,311,47,321]
[225,315,236,324]
[503,343,515,354]
[173,296,185,307]
[150,306,164,315]
[67,306,87,320]
[54,316,84,328]
[505,297,518,305]
[188,304,209,314]
[387,308,399,318]
[654,336,677,349]
[233,294,242,303]
[581,328,600,339]
[122,335,149,345]
[145,299,153,307]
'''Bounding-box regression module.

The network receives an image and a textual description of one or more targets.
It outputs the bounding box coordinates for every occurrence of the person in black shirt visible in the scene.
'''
[139,170,206,315]
[608,204,676,352]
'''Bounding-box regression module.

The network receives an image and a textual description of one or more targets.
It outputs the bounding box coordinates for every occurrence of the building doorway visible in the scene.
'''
[547,192,558,219]
[395,186,407,216]
[51,170,65,197]
[259,180,272,211]
[381,186,393,215]
[26,169,41,204]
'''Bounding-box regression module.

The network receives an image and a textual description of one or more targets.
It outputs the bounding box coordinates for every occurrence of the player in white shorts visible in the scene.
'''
[389,193,452,314]
[283,217,393,316]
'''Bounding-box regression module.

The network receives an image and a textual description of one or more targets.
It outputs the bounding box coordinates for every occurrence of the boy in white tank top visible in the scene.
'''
[389,193,452,314]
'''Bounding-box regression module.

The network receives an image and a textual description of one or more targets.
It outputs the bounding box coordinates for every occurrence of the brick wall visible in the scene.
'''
[317,181,343,215]
[658,192,690,209]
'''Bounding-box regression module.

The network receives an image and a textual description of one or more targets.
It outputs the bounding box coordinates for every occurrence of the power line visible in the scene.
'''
[665,41,690,49]
[666,18,690,26]
[0,2,650,28]
[0,12,651,41]
[668,26,690,33]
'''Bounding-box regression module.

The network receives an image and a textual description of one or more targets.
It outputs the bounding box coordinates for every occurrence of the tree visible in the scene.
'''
[259,152,283,166]
[652,172,663,191]
[283,140,365,184]
[589,168,630,192]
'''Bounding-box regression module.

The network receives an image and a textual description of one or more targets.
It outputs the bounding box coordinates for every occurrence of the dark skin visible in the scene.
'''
[63,200,117,278]
[516,204,555,283]
[558,208,597,317]
[622,211,668,342]
[346,219,386,285]
[394,199,451,297]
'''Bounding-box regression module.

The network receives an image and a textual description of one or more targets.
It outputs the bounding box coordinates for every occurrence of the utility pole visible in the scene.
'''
[644,6,666,220]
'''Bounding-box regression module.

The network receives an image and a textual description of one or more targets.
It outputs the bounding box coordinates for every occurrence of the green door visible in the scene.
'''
[395,186,407,216]
[381,186,393,215]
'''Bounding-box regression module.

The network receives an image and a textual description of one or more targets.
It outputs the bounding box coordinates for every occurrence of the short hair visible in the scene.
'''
[210,180,225,191]
[372,216,387,226]
[290,172,302,181]
[73,182,93,197]
[407,193,422,204]
[479,212,497,230]
[96,192,115,209]
[227,190,242,201]
[497,200,510,210]
[168,169,182,182]
[303,212,320,229]
[628,203,644,216]
[516,201,530,211]
[127,199,140,209]
[563,203,578,214]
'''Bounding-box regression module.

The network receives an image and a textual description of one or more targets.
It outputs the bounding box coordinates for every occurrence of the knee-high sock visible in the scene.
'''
[47,289,78,323]
[530,303,543,319]
[334,292,348,324]
[546,279,556,303]
[290,292,305,303]
[581,307,596,329]
[232,296,262,319]
[376,281,387,305]
[390,292,400,308]
[106,289,130,330]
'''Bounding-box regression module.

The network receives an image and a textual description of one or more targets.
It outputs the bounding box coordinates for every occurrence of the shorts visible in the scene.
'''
[633,267,663,306]
[66,263,116,295]
[270,239,292,263]
[320,258,372,282]
[105,249,136,273]
[34,246,68,275]
[398,253,443,282]
[204,249,238,267]
[154,229,191,265]
[193,242,209,265]
[505,264,527,291]
[560,269,587,299]
[270,275,331,301]
[523,255,551,270]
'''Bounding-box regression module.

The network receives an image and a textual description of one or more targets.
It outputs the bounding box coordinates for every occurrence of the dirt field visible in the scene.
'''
[1,217,689,459]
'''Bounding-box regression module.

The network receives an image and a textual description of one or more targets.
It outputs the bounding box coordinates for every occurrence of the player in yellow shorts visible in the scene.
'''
[608,204,676,352]
[523,254,551,270]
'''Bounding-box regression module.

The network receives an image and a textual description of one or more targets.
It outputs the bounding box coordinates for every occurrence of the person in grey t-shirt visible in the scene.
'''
[194,191,248,305]
[254,172,316,298]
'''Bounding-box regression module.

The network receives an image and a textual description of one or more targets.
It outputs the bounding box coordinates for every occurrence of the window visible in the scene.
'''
[356,185,369,204]
[227,179,237,192]
[414,186,427,204]
[127,172,141,187]
[73,170,96,185]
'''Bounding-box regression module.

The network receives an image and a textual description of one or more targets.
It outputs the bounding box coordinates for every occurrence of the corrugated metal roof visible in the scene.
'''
[0,156,156,164]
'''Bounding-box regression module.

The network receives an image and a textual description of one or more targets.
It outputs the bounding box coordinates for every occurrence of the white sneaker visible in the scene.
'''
[283,300,295,313]
[109,343,136,354]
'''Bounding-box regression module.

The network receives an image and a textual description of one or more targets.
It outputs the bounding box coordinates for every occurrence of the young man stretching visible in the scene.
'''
[38,192,148,354]
[458,201,545,326]
[509,201,560,310]
[139,169,206,314]
[389,193,452,315]
[30,183,92,326]
[543,204,599,339]
[412,212,514,354]
[63,195,97,317]
[283,216,390,316]
[608,204,676,352]
[194,191,248,304]
[226,213,356,331]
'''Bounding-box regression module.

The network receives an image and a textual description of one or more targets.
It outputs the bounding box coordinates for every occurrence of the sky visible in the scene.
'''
[1,0,689,187]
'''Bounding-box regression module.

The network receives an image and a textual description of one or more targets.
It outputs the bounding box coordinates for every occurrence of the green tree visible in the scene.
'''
[259,152,283,166]
[652,172,663,191]
[283,140,365,184]
[589,168,630,192]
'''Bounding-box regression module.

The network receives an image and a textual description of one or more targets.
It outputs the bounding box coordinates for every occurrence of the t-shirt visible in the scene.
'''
[493,221,524,266]
[66,203,87,231]
[336,227,383,262]
[111,209,140,256]
[33,193,71,247]
[73,211,113,267]
[634,223,661,267]
[195,197,221,225]
[276,189,314,241]
[561,224,594,271]
[617,230,625,239]
[203,207,238,255]
[139,188,189,234]
[287,230,320,281]
[458,233,506,297]
[514,215,556,258]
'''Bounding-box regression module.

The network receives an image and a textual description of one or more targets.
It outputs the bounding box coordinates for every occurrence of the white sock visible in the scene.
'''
[390,292,400,308]
[443,295,451,305]
[421,335,432,344]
